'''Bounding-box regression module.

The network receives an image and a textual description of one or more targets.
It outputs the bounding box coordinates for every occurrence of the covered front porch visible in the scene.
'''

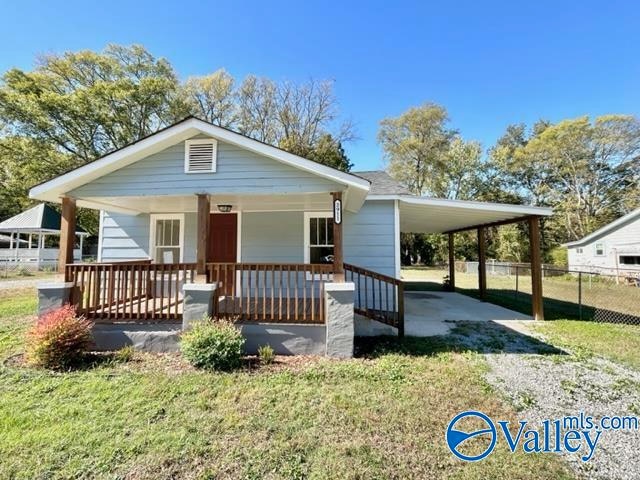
[56,191,404,334]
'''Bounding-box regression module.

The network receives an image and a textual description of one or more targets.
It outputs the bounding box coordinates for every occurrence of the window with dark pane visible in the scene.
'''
[308,215,334,264]
[154,218,181,264]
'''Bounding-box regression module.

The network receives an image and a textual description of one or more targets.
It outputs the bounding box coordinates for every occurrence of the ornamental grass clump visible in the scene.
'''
[257,344,275,365]
[25,305,94,370]
[180,318,245,371]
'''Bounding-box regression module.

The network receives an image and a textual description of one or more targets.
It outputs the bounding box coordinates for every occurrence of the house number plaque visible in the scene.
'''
[333,198,342,224]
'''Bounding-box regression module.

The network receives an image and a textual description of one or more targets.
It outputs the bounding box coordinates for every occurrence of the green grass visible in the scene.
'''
[0,289,37,358]
[534,320,640,370]
[0,289,574,479]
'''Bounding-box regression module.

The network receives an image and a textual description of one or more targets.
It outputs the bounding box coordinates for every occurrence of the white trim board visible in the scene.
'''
[367,194,553,217]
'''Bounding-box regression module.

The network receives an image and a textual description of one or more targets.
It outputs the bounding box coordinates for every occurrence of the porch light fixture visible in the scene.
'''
[217,204,232,213]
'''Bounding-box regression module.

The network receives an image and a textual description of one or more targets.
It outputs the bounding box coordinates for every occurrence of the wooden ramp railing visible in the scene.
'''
[344,263,404,336]
[65,261,196,321]
[206,262,333,324]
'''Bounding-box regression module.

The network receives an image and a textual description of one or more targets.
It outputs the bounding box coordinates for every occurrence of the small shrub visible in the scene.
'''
[258,344,275,365]
[180,319,245,371]
[25,305,94,370]
[114,345,135,363]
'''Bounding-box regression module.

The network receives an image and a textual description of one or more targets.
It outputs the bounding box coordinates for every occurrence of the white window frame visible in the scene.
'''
[576,247,583,254]
[304,211,334,280]
[149,214,185,263]
[594,242,605,257]
[184,139,217,173]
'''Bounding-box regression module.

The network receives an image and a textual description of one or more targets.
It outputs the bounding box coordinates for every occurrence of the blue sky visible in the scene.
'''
[1,0,638,171]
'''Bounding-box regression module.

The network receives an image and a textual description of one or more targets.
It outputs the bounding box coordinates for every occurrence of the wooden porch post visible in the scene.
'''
[196,194,210,276]
[332,191,344,282]
[448,233,456,291]
[528,216,544,320]
[477,227,487,301]
[58,196,76,276]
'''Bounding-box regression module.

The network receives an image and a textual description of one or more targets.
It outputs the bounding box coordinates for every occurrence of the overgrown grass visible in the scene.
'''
[534,320,640,370]
[0,290,573,479]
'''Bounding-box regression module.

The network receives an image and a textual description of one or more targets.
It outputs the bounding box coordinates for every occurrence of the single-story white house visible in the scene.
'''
[565,208,640,275]
[29,117,551,356]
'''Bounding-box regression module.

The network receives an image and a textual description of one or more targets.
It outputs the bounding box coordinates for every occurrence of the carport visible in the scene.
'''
[374,194,553,320]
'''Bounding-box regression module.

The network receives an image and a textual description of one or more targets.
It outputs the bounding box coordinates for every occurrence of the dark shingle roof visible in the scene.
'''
[352,170,412,195]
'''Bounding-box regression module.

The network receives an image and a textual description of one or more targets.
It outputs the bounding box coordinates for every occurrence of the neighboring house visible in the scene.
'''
[29,117,551,356]
[0,203,88,269]
[565,208,640,275]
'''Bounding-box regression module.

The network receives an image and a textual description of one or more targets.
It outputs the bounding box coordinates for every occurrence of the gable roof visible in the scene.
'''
[0,203,88,235]
[352,171,412,195]
[564,208,640,248]
[29,117,371,211]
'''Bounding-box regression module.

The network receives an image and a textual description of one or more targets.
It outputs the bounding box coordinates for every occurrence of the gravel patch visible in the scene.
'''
[0,277,52,290]
[447,321,640,480]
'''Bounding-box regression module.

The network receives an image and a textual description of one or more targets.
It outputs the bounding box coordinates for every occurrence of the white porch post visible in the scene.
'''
[79,234,84,261]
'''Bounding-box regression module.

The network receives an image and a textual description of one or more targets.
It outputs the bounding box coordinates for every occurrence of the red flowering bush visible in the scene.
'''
[25,305,94,369]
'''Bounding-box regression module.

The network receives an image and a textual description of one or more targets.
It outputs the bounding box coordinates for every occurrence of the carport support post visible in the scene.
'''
[447,233,456,291]
[196,194,210,276]
[477,227,487,301]
[58,196,76,276]
[528,216,544,320]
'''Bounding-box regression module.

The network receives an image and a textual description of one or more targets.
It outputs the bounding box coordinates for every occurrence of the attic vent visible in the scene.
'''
[184,139,217,173]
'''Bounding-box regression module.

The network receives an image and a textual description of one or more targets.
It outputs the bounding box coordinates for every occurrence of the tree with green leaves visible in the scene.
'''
[0,44,357,234]
[379,103,497,264]
[180,69,237,127]
[0,44,181,162]
[491,115,640,243]
[378,103,456,196]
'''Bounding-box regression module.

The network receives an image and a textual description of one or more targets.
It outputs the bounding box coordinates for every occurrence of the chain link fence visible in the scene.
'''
[459,262,640,324]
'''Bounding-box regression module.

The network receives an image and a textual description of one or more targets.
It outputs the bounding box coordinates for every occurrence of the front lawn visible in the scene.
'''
[0,289,573,479]
[534,320,640,370]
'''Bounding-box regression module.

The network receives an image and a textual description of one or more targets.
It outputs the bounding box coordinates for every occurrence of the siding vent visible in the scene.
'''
[185,139,217,173]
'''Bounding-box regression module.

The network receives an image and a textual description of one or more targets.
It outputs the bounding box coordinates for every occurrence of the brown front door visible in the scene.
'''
[208,213,237,295]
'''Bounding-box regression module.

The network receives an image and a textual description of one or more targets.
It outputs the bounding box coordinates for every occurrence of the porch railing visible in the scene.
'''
[65,261,196,321]
[206,262,333,324]
[344,263,405,335]
[64,261,404,332]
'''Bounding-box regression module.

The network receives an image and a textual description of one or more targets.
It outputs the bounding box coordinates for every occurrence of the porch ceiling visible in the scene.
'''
[76,192,336,214]
[394,196,553,233]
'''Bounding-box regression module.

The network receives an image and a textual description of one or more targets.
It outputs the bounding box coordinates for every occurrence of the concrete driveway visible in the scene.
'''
[404,291,532,336]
